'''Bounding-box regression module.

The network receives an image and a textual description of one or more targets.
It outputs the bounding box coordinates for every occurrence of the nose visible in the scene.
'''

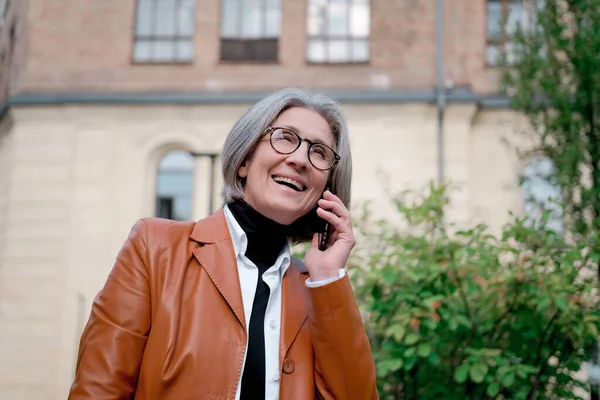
[285,140,310,168]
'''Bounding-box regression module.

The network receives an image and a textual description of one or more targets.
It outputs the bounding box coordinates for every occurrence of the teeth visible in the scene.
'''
[273,176,304,191]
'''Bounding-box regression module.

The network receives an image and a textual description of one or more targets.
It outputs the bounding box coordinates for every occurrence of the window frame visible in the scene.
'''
[154,150,196,221]
[520,156,564,234]
[485,0,535,67]
[305,0,371,65]
[131,0,197,65]
[219,0,281,64]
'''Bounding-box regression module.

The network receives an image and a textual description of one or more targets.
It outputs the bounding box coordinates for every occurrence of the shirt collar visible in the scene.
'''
[223,204,292,276]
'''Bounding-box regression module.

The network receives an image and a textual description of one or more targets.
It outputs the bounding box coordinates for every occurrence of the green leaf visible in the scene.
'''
[502,371,515,387]
[537,294,551,312]
[385,323,406,341]
[404,347,416,357]
[456,315,473,329]
[469,364,489,384]
[404,333,419,345]
[454,364,469,384]
[417,343,432,358]
[480,348,503,358]
[376,358,403,377]
[555,296,569,312]
[497,365,511,378]
[486,382,501,397]
[516,364,539,379]
[428,351,441,366]
[587,322,599,337]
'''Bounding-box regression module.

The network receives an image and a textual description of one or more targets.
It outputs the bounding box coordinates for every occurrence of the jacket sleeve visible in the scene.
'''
[307,275,379,400]
[68,220,152,399]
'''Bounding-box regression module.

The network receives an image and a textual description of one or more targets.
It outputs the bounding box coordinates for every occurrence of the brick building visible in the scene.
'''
[0,0,567,399]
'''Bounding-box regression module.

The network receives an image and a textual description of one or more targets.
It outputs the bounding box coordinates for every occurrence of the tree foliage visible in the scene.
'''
[500,0,600,237]
[349,183,600,399]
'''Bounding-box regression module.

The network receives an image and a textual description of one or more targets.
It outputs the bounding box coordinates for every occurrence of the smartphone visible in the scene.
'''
[318,187,332,251]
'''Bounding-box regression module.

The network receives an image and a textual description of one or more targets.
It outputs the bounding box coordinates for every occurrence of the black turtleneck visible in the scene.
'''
[228,199,288,400]
[228,199,288,268]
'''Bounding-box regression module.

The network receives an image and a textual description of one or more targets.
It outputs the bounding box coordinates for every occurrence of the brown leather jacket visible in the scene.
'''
[68,210,378,400]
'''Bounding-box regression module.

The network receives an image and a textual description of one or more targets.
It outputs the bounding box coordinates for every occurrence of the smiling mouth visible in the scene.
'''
[272,176,306,192]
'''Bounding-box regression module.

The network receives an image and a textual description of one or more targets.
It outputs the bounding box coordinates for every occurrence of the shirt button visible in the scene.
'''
[272,373,280,381]
[269,320,276,329]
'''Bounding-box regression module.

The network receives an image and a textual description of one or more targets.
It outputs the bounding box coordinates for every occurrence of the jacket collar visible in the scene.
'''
[189,209,308,352]
[189,208,231,245]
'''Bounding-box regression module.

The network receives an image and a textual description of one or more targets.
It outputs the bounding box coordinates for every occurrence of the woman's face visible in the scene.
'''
[238,107,334,225]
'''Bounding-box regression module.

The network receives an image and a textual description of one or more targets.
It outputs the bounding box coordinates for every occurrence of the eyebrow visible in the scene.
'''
[281,125,333,147]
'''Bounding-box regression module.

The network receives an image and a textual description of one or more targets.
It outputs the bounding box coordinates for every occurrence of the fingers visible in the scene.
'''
[322,189,344,206]
[318,192,349,219]
[316,206,342,226]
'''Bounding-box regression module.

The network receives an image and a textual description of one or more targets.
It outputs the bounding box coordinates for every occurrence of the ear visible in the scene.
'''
[238,159,249,179]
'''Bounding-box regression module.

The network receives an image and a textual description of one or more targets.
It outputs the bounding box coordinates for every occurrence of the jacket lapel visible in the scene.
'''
[190,210,309,358]
[280,259,309,363]
[190,209,246,331]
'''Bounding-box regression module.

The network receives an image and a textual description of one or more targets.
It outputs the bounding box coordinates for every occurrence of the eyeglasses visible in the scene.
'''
[264,126,340,171]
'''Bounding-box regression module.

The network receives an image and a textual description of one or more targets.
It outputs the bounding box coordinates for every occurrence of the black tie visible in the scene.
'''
[226,200,288,400]
[240,261,271,399]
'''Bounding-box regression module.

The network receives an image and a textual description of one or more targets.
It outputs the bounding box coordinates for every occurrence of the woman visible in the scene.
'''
[68,88,378,400]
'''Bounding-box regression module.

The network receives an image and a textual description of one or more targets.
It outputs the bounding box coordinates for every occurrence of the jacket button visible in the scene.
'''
[282,359,295,374]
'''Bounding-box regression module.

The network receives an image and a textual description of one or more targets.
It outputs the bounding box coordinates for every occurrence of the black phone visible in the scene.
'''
[318,187,332,251]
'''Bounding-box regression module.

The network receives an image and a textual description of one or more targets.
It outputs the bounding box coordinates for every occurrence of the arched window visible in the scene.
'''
[521,156,563,232]
[155,150,194,221]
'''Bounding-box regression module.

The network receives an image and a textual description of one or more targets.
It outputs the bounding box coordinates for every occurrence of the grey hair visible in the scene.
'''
[221,87,353,214]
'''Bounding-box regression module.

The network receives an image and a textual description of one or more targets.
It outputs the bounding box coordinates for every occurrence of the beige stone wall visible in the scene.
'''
[0,114,12,252]
[0,102,537,399]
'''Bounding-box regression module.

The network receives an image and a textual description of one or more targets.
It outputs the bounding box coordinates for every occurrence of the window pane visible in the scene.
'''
[155,0,176,36]
[307,38,326,62]
[241,0,262,38]
[522,157,563,232]
[265,0,282,37]
[308,0,327,36]
[507,2,526,34]
[154,40,175,61]
[133,40,152,61]
[486,44,501,65]
[178,0,196,36]
[136,0,153,36]
[173,197,192,221]
[328,0,348,36]
[349,2,369,37]
[156,150,194,221]
[351,39,369,62]
[221,0,238,38]
[505,41,518,64]
[176,39,194,61]
[328,39,349,62]
[487,0,503,40]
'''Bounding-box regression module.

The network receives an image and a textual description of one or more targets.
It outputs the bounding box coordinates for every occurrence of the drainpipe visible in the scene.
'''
[435,0,446,185]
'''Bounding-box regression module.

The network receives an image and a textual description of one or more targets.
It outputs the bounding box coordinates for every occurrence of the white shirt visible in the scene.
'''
[223,205,345,400]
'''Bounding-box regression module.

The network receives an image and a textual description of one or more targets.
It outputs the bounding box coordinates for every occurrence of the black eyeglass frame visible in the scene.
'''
[264,126,341,171]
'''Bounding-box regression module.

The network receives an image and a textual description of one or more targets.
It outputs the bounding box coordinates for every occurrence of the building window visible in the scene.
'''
[521,157,563,232]
[220,0,281,62]
[155,150,194,221]
[486,0,538,65]
[133,0,196,63]
[306,0,370,64]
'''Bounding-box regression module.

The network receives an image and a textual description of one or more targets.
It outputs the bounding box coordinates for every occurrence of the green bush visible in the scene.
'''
[347,183,600,399]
